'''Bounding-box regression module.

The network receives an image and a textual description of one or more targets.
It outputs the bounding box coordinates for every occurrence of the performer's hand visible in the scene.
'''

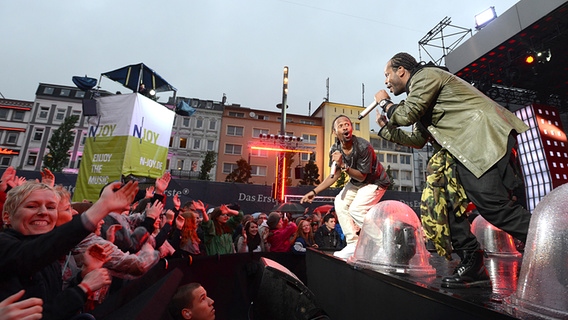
[300,192,315,204]
[376,112,388,128]
[374,90,391,104]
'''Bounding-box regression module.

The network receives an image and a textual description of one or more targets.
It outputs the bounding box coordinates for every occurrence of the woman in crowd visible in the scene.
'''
[236,220,266,253]
[291,219,318,255]
[0,180,138,320]
[202,204,243,255]
[170,200,208,258]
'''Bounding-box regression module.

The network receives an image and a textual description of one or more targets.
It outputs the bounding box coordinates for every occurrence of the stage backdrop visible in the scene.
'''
[73,93,175,202]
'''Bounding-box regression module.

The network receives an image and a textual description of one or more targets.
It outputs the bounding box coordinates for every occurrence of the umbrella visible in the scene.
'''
[271,202,306,214]
[312,204,333,214]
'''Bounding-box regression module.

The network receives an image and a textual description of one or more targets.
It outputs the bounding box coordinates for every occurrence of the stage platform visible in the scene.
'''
[306,248,522,319]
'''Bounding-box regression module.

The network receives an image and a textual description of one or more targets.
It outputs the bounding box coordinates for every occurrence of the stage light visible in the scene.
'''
[525,55,535,64]
[475,7,497,30]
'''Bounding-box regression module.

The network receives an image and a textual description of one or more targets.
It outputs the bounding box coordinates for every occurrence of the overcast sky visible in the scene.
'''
[1,0,518,127]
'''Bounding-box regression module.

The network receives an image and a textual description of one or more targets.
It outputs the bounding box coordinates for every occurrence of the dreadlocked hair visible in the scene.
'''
[389,52,418,71]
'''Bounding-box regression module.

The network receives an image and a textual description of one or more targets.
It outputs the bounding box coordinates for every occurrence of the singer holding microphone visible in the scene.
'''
[373,52,531,289]
[300,115,390,259]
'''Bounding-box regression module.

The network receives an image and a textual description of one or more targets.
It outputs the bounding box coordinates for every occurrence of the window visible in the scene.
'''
[387,154,398,163]
[251,165,267,176]
[196,119,203,128]
[72,110,81,124]
[6,132,18,144]
[176,159,185,170]
[299,119,315,125]
[38,107,49,119]
[227,125,244,136]
[400,155,411,165]
[253,128,269,138]
[27,153,38,166]
[258,115,269,120]
[302,134,317,144]
[251,148,268,157]
[183,118,190,127]
[169,136,174,147]
[209,120,216,130]
[13,110,25,121]
[33,128,44,141]
[391,170,398,179]
[401,170,412,181]
[0,157,11,166]
[401,186,413,192]
[0,109,8,120]
[193,139,201,149]
[75,91,85,98]
[301,152,315,161]
[43,87,54,94]
[60,89,70,96]
[179,137,187,148]
[354,122,360,131]
[223,163,238,174]
[56,109,66,120]
[228,111,245,118]
[225,144,242,155]
[378,153,385,162]
[76,156,82,169]
[207,140,215,151]
[206,102,213,109]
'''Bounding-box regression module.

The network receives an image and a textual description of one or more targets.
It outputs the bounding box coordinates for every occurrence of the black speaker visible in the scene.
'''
[252,257,326,320]
[82,98,98,116]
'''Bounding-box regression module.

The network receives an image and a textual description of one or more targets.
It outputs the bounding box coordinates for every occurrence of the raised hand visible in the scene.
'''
[40,168,55,187]
[0,290,42,320]
[154,172,171,194]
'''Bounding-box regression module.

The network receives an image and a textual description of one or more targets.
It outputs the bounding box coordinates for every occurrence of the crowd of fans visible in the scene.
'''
[0,166,345,319]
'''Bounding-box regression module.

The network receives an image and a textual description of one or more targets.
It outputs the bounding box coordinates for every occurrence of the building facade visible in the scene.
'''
[167,97,224,180]
[0,98,33,168]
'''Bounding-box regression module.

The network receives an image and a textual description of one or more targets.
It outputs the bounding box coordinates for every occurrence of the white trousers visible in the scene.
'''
[334,182,386,245]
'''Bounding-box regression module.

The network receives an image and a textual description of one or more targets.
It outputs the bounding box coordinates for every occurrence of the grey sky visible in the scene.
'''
[1,0,518,126]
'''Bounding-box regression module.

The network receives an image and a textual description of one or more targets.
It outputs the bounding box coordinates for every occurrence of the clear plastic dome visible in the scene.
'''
[347,200,435,277]
[471,215,522,257]
[504,183,568,319]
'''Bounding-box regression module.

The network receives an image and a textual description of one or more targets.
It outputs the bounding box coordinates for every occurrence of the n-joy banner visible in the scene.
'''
[73,93,175,202]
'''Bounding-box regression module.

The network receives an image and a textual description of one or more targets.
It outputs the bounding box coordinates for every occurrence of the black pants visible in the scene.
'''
[451,134,532,252]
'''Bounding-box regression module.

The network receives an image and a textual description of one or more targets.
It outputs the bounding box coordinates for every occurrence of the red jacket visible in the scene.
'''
[268,222,297,252]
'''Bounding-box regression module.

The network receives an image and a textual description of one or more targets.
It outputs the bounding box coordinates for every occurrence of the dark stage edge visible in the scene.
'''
[306,248,522,320]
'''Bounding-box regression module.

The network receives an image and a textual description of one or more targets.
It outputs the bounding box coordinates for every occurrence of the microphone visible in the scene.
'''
[329,161,338,178]
[358,100,378,120]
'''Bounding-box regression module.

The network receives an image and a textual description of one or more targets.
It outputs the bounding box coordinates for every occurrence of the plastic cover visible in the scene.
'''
[347,200,435,276]
[471,215,522,257]
[504,183,568,319]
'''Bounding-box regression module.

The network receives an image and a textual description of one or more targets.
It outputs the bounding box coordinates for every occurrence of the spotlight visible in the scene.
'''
[525,55,535,64]
[475,7,497,30]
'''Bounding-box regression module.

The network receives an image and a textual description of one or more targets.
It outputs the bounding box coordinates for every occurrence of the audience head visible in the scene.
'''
[169,282,215,320]
[3,181,60,235]
[54,185,77,226]
[244,220,259,237]
[256,213,268,225]
[323,213,336,231]
[266,212,282,230]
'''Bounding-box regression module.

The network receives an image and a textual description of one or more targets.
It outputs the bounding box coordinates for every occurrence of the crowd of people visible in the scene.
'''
[0,166,346,319]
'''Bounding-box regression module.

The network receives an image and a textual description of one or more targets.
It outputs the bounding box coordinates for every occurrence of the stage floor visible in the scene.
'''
[306,249,523,319]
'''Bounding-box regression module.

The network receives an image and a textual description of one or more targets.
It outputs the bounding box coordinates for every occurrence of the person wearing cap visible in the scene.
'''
[266,212,297,252]
[300,115,390,260]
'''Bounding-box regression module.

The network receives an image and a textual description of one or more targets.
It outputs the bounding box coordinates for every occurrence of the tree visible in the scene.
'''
[298,159,320,186]
[225,158,252,183]
[43,115,79,172]
[386,165,397,190]
[198,151,216,180]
